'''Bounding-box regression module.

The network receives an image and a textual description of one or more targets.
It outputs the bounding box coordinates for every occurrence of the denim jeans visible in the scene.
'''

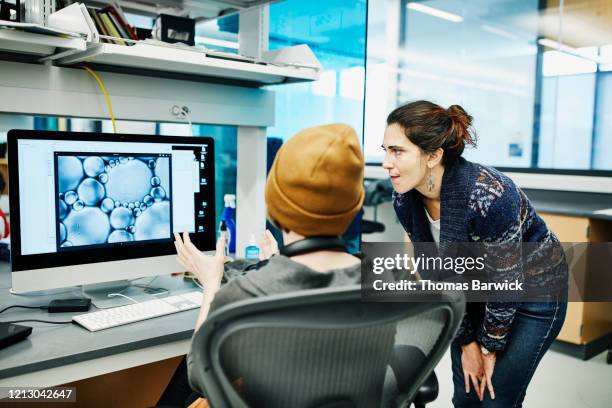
[451,299,567,408]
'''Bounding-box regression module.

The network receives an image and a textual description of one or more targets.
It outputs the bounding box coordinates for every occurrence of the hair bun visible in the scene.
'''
[447,104,476,151]
[447,105,472,127]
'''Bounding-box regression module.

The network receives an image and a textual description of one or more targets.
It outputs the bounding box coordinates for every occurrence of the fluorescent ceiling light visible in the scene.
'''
[538,38,612,65]
[538,38,574,53]
[195,36,239,49]
[481,25,519,41]
[407,2,463,23]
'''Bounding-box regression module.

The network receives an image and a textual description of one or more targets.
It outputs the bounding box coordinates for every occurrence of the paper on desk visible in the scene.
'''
[594,208,612,216]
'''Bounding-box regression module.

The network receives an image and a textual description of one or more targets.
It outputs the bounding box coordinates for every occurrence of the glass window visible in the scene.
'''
[365,0,612,172]
[593,73,612,169]
[538,74,596,169]
[193,0,368,142]
[266,0,367,142]
[195,13,239,53]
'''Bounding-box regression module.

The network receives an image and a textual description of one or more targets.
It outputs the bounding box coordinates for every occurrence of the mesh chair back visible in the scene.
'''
[192,286,464,408]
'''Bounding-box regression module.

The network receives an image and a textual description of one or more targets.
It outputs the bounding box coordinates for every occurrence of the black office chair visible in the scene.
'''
[362,178,394,234]
[190,286,465,408]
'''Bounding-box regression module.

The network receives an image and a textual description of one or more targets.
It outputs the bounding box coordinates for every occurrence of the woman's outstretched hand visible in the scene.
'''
[461,342,484,401]
[259,229,279,260]
[174,232,225,290]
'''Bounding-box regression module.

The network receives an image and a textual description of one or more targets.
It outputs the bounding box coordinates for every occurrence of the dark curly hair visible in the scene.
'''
[387,100,477,165]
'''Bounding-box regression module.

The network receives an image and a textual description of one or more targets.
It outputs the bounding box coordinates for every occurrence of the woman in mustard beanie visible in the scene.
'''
[162,123,365,407]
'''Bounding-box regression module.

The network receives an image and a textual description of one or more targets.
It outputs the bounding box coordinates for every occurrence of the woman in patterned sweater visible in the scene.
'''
[382,100,567,407]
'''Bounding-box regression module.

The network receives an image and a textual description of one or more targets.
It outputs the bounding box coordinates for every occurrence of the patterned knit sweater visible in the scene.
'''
[392,157,567,351]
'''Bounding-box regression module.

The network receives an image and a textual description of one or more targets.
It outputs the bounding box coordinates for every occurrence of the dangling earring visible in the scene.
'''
[426,167,435,192]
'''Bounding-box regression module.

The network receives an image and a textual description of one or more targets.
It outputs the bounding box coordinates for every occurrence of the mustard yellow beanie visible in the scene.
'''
[265,123,365,236]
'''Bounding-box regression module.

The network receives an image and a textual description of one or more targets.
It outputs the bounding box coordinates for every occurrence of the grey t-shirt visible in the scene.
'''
[187,254,361,395]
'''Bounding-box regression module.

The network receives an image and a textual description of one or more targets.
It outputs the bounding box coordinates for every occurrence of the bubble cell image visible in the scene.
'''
[55,154,172,249]
[108,230,134,243]
[151,186,166,201]
[101,198,114,213]
[58,156,84,192]
[77,178,105,206]
[135,201,170,240]
[154,157,171,199]
[110,207,134,229]
[63,207,110,246]
[105,159,153,203]
[83,157,105,177]
[59,201,69,220]
[64,190,78,205]
[59,223,67,242]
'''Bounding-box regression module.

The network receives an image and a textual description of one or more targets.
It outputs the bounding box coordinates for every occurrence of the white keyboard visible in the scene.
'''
[73,291,203,332]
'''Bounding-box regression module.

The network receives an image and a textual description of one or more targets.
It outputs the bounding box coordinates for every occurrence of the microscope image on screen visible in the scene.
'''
[54,153,173,250]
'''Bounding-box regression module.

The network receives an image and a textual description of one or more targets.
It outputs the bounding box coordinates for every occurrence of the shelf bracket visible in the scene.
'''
[238,3,269,61]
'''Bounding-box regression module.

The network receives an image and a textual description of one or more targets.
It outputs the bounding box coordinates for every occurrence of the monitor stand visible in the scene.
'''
[82,280,157,309]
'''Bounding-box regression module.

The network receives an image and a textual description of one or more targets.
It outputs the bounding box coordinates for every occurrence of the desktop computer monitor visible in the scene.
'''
[8,130,215,294]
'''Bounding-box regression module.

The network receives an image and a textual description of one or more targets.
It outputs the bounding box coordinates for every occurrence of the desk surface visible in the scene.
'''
[523,189,612,221]
[0,263,199,385]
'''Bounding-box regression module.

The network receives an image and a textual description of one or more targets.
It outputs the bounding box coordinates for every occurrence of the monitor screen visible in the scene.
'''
[8,130,215,272]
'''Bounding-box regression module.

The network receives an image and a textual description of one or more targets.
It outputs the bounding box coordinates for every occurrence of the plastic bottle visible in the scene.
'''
[245,234,260,260]
[221,194,236,254]
[218,220,230,257]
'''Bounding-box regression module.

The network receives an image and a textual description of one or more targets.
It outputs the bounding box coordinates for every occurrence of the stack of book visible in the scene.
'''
[85,3,138,45]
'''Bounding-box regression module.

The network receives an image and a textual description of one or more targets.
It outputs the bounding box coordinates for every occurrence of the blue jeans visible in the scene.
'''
[451,299,567,408]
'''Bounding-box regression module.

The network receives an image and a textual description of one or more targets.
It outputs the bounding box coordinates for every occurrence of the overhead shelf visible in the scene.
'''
[0,1,321,86]
[0,27,86,57]
[54,41,321,85]
[86,0,276,19]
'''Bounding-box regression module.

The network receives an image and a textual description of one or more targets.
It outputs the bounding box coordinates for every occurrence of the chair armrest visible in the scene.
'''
[362,219,385,234]
[412,371,439,407]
